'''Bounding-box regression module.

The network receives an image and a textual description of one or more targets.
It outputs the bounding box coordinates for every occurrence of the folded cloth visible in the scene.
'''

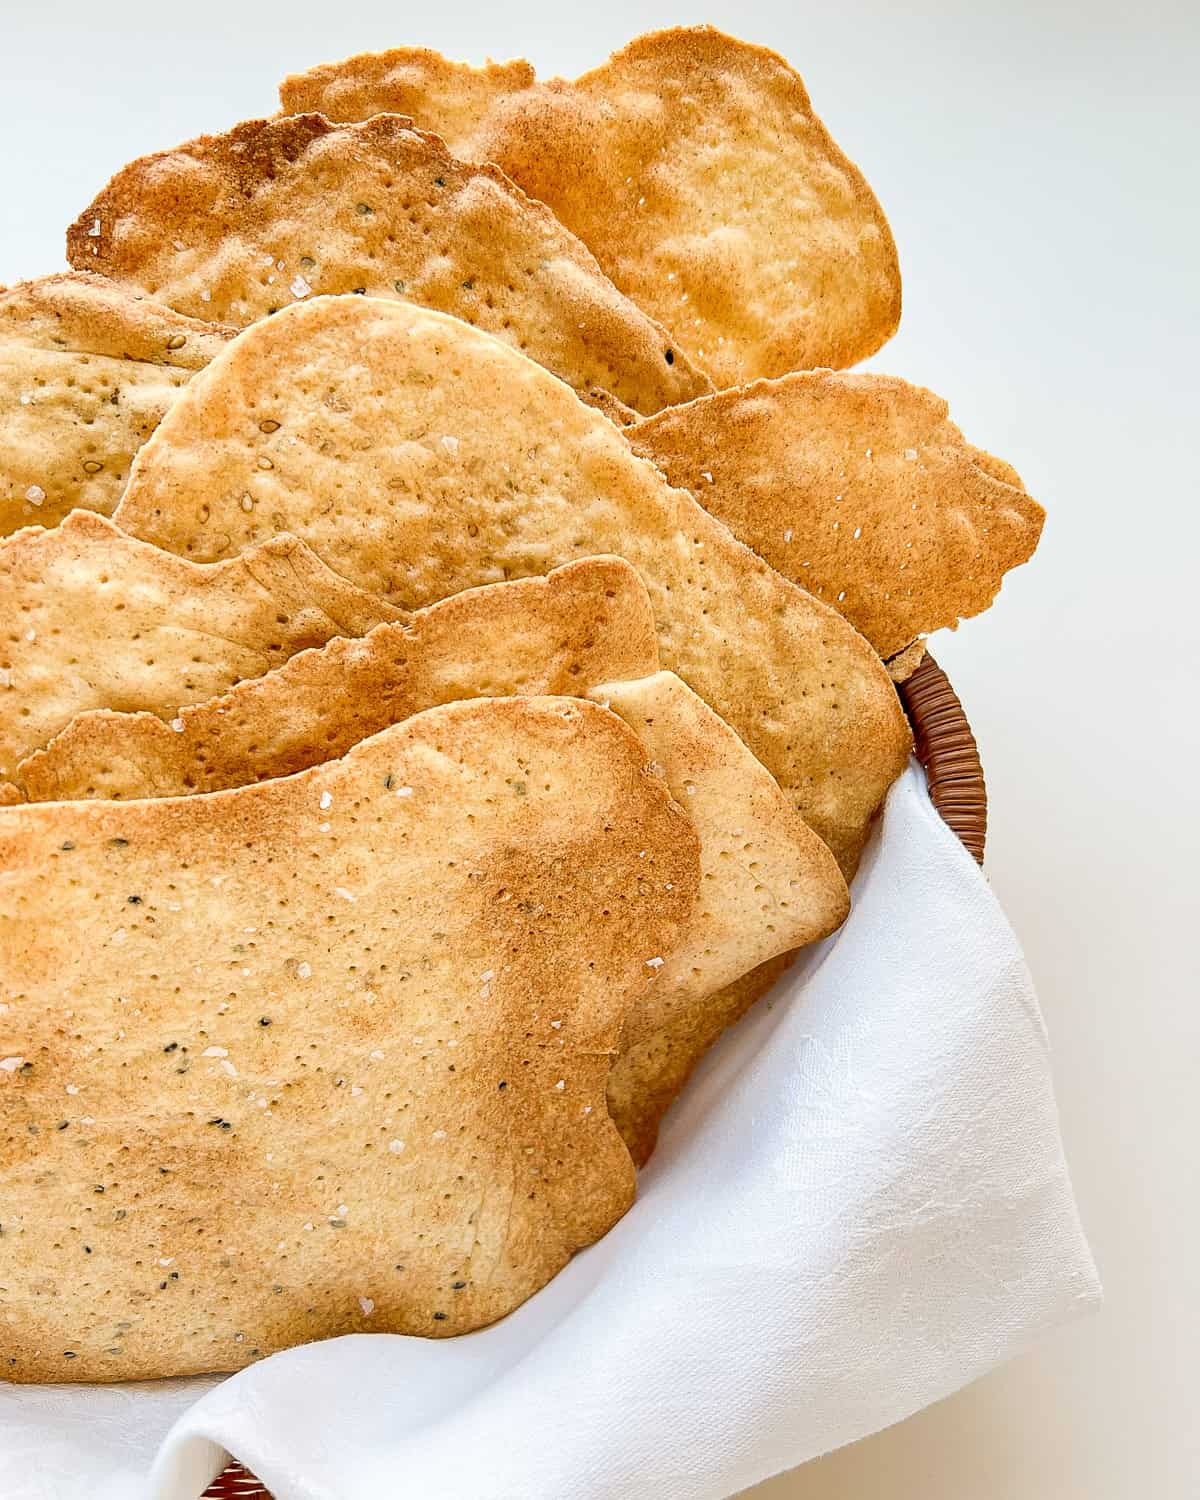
[0,764,1099,1500]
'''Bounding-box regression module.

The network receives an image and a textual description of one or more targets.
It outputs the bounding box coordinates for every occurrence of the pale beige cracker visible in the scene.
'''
[113,295,911,873]
[1,273,231,535]
[281,25,901,385]
[66,113,710,416]
[18,556,659,802]
[0,509,400,781]
[0,695,699,1381]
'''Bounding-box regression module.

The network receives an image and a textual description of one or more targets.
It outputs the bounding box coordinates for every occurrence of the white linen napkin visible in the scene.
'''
[0,764,1100,1500]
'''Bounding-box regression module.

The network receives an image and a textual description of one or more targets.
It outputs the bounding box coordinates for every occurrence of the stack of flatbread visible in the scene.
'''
[0,25,1044,1383]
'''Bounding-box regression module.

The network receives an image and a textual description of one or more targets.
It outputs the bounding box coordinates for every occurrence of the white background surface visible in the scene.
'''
[1,2,1196,1496]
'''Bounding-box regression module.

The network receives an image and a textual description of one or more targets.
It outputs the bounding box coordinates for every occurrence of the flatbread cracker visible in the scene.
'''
[590,672,847,1050]
[113,295,911,873]
[608,953,793,1167]
[281,26,901,385]
[0,509,400,779]
[18,557,659,801]
[1,273,231,535]
[66,113,710,416]
[628,372,1046,660]
[0,696,700,1380]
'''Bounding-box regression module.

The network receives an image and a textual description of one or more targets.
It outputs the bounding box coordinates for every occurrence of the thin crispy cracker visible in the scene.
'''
[628,372,1046,660]
[0,696,699,1380]
[18,557,659,802]
[0,510,400,780]
[0,273,231,535]
[21,658,846,1165]
[113,295,911,873]
[590,672,847,1050]
[281,25,901,385]
[66,113,710,416]
[608,953,794,1167]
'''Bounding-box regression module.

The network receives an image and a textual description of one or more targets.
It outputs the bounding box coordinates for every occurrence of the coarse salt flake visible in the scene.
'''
[319,791,333,810]
[388,1139,405,1154]
[66,1083,80,1094]
[645,956,664,969]
[554,1080,565,1091]
[335,887,357,903]
[369,1049,385,1061]
[170,717,185,732]
[297,962,312,980]
[0,1056,24,1073]
[203,1046,229,1058]
[25,485,45,505]
[439,435,460,454]
[87,219,101,237]
[290,274,311,299]
[431,1129,447,1141]
[359,1296,375,1316]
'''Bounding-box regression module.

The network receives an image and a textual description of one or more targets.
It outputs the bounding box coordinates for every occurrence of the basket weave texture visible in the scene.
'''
[201,652,986,1500]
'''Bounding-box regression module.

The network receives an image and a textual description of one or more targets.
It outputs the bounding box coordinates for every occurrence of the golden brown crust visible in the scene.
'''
[0,696,700,1380]
[628,371,1046,660]
[0,510,401,781]
[19,557,659,802]
[0,273,233,534]
[66,113,709,415]
[113,295,911,873]
[281,26,901,384]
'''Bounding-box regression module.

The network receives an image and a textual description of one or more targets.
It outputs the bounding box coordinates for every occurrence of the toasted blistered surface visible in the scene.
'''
[0,510,400,780]
[66,113,710,415]
[20,557,659,802]
[629,372,1045,659]
[0,273,232,534]
[281,26,901,385]
[113,295,910,872]
[0,696,700,1380]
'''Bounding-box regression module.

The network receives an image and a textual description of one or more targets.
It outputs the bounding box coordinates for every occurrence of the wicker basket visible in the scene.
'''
[200,653,985,1500]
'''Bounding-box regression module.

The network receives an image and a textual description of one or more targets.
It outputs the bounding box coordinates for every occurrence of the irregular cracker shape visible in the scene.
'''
[0,510,400,780]
[281,25,901,385]
[19,656,846,1165]
[590,672,847,1051]
[66,113,710,416]
[0,696,700,1381]
[608,954,794,1167]
[113,296,911,873]
[629,372,1045,659]
[19,557,659,802]
[0,273,231,535]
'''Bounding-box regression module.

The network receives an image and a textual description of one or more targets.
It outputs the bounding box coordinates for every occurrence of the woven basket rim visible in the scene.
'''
[202,654,985,1500]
